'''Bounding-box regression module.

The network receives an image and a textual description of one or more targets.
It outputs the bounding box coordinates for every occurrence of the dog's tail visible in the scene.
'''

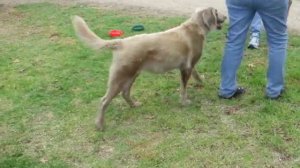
[72,16,121,50]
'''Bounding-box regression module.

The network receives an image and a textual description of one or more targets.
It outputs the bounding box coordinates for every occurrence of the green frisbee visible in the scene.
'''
[132,24,145,31]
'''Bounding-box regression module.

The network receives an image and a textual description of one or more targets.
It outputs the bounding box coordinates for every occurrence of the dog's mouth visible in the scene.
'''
[216,19,225,30]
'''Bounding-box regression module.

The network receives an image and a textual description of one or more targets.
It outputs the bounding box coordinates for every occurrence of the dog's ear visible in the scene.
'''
[202,7,217,29]
[211,8,218,24]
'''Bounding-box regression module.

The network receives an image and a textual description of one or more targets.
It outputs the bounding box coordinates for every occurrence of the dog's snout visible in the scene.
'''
[219,14,227,21]
[217,14,227,23]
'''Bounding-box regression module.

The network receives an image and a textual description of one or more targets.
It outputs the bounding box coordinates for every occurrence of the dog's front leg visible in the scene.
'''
[180,68,192,106]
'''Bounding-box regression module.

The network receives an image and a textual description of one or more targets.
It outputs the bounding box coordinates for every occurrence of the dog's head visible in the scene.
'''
[193,7,227,31]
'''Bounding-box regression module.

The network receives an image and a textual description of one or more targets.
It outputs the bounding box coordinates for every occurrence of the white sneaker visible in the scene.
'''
[248,34,260,49]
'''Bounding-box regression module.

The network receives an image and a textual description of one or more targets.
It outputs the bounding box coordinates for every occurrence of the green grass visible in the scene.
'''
[1,3,300,168]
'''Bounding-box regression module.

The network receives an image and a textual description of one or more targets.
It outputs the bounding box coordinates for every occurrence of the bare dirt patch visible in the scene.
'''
[1,0,299,33]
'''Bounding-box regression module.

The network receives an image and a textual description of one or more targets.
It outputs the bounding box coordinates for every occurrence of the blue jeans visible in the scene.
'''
[219,0,289,98]
[250,13,262,36]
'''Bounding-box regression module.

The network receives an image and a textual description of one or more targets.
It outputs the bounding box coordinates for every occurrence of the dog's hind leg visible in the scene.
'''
[96,83,122,131]
[192,69,203,86]
[122,73,141,107]
[180,68,193,106]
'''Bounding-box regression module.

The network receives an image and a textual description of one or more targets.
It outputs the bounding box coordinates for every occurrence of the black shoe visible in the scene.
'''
[266,90,285,100]
[248,44,256,49]
[219,87,246,99]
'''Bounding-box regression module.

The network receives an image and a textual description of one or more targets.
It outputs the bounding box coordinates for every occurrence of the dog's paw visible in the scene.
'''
[193,82,204,88]
[95,119,104,131]
[132,101,142,107]
[181,99,192,106]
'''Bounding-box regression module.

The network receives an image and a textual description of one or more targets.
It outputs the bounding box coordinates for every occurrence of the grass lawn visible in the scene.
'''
[1,3,300,168]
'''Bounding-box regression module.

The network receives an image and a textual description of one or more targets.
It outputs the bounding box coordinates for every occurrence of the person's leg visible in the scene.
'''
[257,0,289,98]
[219,0,255,98]
[289,0,292,12]
[250,13,262,35]
[248,13,262,49]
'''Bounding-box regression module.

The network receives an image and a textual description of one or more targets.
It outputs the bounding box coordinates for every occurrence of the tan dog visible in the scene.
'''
[72,7,226,130]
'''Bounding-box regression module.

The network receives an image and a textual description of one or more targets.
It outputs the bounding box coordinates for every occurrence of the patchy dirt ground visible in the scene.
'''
[1,0,299,33]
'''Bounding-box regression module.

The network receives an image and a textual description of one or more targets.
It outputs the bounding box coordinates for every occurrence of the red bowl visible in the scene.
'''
[109,30,123,37]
